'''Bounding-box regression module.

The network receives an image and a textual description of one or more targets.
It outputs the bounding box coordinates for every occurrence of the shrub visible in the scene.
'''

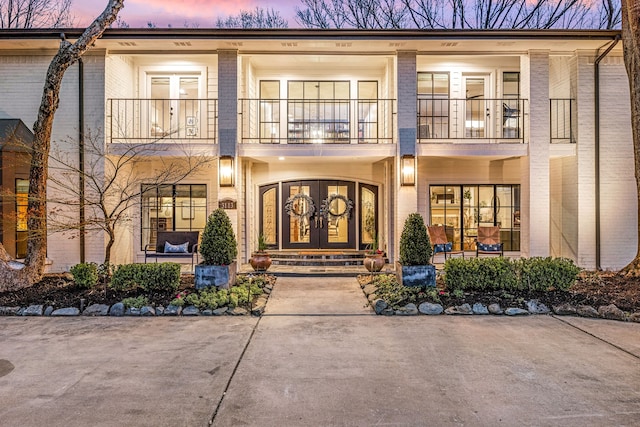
[122,296,149,309]
[199,208,237,265]
[518,257,580,291]
[444,257,518,291]
[110,263,181,292]
[399,213,432,265]
[370,274,422,309]
[444,256,581,292]
[70,262,99,289]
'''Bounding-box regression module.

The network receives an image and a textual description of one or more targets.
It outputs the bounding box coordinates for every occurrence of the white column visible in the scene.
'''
[520,51,550,257]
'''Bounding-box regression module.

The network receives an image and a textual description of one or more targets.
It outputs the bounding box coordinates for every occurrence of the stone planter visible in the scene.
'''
[195,261,237,289]
[249,252,272,272]
[396,262,436,287]
[364,253,385,272]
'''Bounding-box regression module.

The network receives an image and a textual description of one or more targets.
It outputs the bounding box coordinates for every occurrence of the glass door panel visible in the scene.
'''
[465,76,487,138]
[287,183,314,246]
[360,184,377,248]
[259,81,280,143]
[260,184,278,247]
[179,77,199,137]
[430,185,462,250]
[150,77,171,138]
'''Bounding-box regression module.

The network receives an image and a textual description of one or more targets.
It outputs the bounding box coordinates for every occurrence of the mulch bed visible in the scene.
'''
[0,274,196,309]
[1,270,640,313]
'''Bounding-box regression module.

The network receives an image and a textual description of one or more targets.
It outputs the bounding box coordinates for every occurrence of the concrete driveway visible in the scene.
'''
[1,276,639,427]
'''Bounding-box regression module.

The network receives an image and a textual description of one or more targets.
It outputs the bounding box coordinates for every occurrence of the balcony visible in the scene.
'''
[417,98,527,143]
[108,99,217,143]
[550,98,576,144]
[239,98,395,144]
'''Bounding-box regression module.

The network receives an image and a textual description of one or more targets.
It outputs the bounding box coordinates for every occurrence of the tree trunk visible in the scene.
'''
[621,0,640,274]
[0,0,124,292]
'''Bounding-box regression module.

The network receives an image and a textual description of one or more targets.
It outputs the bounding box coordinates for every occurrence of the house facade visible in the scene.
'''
[0,29,635,272]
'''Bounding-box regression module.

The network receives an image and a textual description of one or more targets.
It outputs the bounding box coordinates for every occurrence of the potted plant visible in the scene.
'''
[249,233,272,272]
[396,213,435,287]
[195,208,238,289]
[364,232,385,272]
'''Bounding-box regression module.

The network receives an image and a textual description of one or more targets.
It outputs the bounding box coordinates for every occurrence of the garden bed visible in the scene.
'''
[0,272,276,316]
[359,270,640,320]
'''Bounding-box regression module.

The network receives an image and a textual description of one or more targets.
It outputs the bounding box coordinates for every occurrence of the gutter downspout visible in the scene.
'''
[594,34,620,270]
[78,58,85,263]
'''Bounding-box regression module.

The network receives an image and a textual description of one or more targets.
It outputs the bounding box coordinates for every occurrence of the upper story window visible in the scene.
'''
[418,72,449,96]
[418,72,450,138]
[503,72,520,98]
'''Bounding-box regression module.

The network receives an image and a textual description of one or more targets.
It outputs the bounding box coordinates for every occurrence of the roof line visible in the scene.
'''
[0,28,622,41]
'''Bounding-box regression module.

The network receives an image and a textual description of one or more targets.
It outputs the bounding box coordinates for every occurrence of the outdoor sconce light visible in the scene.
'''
[401,155,415,186]
[219,156,234,187]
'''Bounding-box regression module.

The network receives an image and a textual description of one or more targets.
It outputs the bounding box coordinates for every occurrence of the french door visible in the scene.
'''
[463,75,490,138]
[282,180,355,249]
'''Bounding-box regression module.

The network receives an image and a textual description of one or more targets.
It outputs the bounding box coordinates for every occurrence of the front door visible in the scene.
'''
[282,180,355,249]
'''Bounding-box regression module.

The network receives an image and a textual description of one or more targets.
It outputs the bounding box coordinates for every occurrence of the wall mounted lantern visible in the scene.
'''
[219,156,234,187]
[401,155,416,186]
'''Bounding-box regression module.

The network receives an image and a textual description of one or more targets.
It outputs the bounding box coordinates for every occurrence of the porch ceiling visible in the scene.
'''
[418,142,528,159]
[238,143,396,162]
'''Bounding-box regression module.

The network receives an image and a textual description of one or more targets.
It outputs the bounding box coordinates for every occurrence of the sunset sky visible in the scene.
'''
[74,0,300,28]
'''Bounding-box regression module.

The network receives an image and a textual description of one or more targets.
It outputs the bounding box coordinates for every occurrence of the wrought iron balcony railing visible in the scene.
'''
[550,98,576,144]
[108,98,217,143]
[239,98,395,144]
[417,97,527,143]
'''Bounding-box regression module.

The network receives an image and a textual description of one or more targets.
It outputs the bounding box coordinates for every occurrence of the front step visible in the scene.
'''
[241,251,392,277]
[269,251,372,267]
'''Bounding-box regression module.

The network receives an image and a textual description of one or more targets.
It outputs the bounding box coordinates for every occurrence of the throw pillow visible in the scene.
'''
[477,242,501,252]
[433,242,453,254]
[164,241,189,253]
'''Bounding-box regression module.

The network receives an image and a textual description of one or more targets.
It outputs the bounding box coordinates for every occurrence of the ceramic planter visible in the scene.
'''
[194,261,237,289]
[364,253,385,272]
[249,252,272,272]
[396,262,436,287]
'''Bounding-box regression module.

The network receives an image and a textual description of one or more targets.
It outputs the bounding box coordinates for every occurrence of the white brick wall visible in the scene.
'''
[599,56,636,270]
[573,52,597,269]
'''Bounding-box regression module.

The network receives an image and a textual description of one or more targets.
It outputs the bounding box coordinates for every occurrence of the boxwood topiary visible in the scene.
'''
[199,208,238,265]
[399,213,432,265]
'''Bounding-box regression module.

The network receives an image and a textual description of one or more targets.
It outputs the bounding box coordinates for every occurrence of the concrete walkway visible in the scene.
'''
[1,276,639,427]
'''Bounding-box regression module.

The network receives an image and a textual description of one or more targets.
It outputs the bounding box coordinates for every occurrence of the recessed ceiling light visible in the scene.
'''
[278,157,285,161]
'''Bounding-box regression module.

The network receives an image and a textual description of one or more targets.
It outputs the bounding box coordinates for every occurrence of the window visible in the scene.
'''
[141,184,207,250]
[357,81,378,143]
[502,72,520,138]
[15,179,28,258]
[287,81,350,143]
[417,72,449,139]
[259,81,280,143]
[430,184,520,251]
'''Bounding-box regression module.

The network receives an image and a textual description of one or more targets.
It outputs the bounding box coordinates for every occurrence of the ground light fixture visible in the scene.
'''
[401,155,415,186]
[219,156,234,187]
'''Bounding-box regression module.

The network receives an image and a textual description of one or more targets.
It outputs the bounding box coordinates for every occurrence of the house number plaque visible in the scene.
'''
[219,199,237,210]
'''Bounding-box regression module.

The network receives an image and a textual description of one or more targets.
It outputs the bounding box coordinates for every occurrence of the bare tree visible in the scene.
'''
[47,130,213,265]
[0,0,73,28]
[298,0,605,29]
[216,7,288,28]
[598,0,622,29]
[622,0,640,273]
[296,0,408,29]
[0,0,124,292]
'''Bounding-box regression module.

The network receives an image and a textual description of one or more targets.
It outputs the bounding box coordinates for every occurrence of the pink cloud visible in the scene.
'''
[73,0,298,28]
